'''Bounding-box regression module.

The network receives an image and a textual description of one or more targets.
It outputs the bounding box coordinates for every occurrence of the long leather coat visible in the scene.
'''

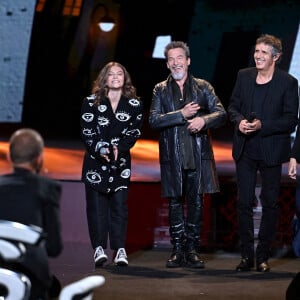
[149,74,227,198]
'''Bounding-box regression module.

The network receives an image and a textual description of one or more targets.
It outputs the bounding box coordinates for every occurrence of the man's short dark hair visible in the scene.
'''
[9,128,44,164]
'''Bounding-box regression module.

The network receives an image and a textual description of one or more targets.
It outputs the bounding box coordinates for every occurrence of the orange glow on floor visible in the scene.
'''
[0,139,233,182]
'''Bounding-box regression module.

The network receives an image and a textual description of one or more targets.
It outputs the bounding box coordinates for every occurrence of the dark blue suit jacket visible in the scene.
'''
[228,67,299,166]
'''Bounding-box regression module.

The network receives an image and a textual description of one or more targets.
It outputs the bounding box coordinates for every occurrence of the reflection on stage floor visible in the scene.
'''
[0,139,234,181]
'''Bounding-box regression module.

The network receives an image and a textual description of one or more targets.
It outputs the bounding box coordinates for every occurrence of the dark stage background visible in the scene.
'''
[1,0,299,141]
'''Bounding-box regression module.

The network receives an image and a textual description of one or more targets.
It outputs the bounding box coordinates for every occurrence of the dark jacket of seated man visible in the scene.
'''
[0,128,63,300]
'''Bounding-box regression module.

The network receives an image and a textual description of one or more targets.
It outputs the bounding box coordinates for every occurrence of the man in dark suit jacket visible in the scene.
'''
[0,128,63,299]
[288,121,300,258]
[228,34,299,273]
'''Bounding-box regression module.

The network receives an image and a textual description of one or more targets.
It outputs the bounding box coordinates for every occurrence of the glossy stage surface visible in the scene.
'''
[0,138,293,183]
[0,138,234,182]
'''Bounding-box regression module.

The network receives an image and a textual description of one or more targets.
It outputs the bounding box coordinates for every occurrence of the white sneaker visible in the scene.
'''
[114,248,128,266]
[94,246,108,267]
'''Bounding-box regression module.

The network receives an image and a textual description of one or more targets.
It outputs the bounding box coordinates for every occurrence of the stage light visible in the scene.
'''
[95,3,115,32]
[152,35,172,59]
[98,15,115,32]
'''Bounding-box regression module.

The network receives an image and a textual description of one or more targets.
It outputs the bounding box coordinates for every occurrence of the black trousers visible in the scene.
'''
[168,169,203,252]
[85,185,128,250]
[236,153,281,263]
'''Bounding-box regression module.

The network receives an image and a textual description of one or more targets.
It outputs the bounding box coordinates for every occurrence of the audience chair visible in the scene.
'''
[59,275,105,300]
[0,220,43,300]
[0,268,31,300]
[0,221,105,300]
[0,239,26,262]
[0,219,43,264]
[0,220,43,246]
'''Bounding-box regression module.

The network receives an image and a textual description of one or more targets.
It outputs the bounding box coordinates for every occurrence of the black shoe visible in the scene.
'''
[166,251,184,268]
[236,258,254,272]
[185,251,205,269]
[256,261,270,272]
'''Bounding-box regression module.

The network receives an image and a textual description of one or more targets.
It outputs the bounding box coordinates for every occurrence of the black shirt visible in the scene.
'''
[245,81,270,159]
[171,77,196,169]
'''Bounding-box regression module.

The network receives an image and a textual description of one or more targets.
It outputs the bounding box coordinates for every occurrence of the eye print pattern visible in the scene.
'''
[115,111,130,122]
[111,137,120,145]
[83,128,97,137]
[115,186,127,191]
[87,95,95,102]
[98,105,107,112]
[125,129,141,137]
[82,113,94,122]
[129,98,140,107]
[86,170,101,184]
[121,169,130,178]
[98,116,110,126]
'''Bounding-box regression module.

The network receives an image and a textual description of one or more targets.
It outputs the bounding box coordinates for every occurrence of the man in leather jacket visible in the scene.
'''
[149,41,227,268]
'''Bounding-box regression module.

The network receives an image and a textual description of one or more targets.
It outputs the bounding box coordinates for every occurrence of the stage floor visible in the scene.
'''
[50,242,300,300]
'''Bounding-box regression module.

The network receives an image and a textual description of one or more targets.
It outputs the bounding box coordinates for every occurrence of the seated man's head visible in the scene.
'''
[8,128,44,174]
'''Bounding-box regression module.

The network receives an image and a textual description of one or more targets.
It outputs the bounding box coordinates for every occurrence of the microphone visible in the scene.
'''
[247,112,256,123]
[99,147,108,155]
[100,146,118,169]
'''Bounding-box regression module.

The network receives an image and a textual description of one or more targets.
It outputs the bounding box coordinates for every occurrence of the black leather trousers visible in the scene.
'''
[168,169,203,252]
